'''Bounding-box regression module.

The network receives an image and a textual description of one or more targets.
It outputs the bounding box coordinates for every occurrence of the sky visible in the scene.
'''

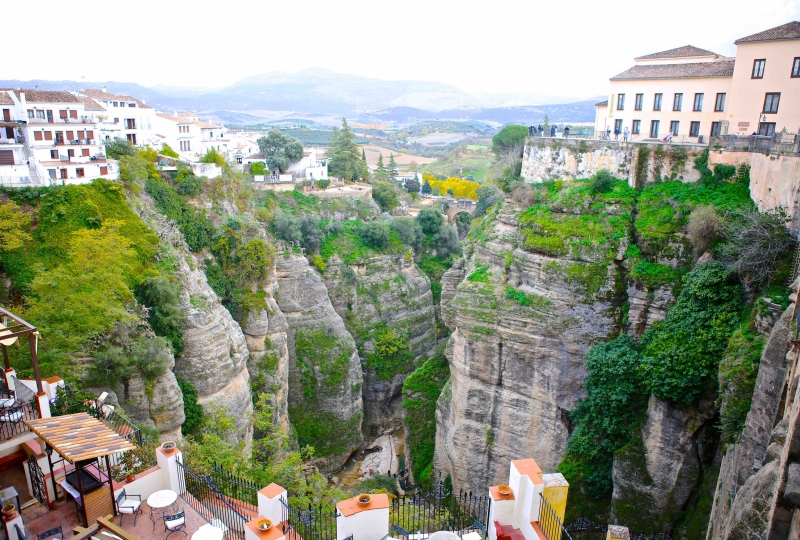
[7,0,800,102]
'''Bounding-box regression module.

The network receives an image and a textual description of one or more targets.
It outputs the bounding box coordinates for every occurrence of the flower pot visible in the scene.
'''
[357,494,372,506]
[1,504,16,520]
[161,441,177,454]
[497,485,512,496]
[126,475,135,483]
[257,518,272,531]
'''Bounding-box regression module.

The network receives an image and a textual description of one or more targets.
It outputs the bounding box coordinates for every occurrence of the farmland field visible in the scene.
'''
[361,145,436,170]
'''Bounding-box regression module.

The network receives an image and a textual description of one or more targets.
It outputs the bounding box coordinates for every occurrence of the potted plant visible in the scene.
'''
[357,494,372,506]
[161,441,177,454]
[1,502,16,520]
[257,518,272,531]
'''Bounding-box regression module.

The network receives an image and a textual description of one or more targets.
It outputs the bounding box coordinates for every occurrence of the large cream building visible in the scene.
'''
[595,21,800,142]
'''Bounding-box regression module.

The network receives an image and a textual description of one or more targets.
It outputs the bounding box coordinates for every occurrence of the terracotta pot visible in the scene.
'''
[257,518,272,531]
[357,494,372,506]
[161,441,178,454]
[1,504,16,521]
[126,475,135,483]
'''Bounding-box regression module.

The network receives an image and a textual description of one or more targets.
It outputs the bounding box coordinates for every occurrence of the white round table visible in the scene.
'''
[191,524,225,540]
[428,533,461,540]
[147,490,178,526]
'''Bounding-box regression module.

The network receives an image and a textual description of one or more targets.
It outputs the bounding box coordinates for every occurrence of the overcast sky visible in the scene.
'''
[7,0,800,101]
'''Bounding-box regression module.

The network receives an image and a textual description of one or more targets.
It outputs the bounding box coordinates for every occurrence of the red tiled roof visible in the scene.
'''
[156,112,193,124]
[82,89,152,109]
[611,59,735,80]
[11,89,80,104]
[635,45,719,60]
[0,91,13,105]
[595,100,608,107]
[194,120,222,128]
[735,21,800,44]
[77,96,105,111]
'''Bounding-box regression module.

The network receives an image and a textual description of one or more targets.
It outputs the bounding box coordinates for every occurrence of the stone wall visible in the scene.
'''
[521,138,705,187]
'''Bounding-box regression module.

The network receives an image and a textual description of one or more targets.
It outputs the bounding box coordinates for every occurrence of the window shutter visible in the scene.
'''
[35,131,43,141]
[45,131,53,140]
[100,166,108,175]
[0,150,14,165]
[59,110,67,118]
[69,110,77,119]
[66,131,74,140]
[82,149,90,157]
[2,109,10,121]
[87,130,94,139]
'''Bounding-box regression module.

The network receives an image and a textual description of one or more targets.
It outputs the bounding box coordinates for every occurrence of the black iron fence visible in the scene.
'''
[0,380,39,442]
[209,463,259,514]
[538,493,572,540]
[390,488,491,537]
[176,460,251,540]
[281,499,338,540]
[564,517,672,540]
[99,405,145,446]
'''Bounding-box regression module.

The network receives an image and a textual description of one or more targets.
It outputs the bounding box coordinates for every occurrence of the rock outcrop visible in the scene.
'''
[434,201,620,493]
[323,254,436,437]
[275,254,364,473]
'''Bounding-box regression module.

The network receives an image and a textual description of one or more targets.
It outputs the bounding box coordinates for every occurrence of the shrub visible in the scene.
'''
[511,183,540,207]
[391,217,423,249]
[250,161,267,175]
[372,182,399,212]
[131,337,172,381]
[300,216,325,253]
[474,186,503,217]
[718,208,796,288]
[312,255,326,272]
[687,205,724,253]
[588,169,614,193]
[136,276,186,355]
[160,144,180,158]
[467,264,491,283]
[178,380,203,436]
[235,238,275,281]
[454,212,472,238]
[433,225,461,257]
[173,167,205,197]
[272,213,302,244]
[200,148,226,166]
[104,138,136,160]
[713,164,737,182]
[417,208,444,234]
[358,221,390,250]
[145,177,215,251]
[316,178,331,190]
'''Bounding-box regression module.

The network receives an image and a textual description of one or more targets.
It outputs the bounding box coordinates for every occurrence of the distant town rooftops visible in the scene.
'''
[735,21,800,44]
[82,88,152,109]
[635,45,720,60]
[610,59,735,80]
[156,112,193,124]
[10,89,81,104]
[194,120,222,128]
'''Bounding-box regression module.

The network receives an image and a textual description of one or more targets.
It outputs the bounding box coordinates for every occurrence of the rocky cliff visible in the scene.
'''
[275,253,364,473]
[323,254,436,437]
[434,200,622,493]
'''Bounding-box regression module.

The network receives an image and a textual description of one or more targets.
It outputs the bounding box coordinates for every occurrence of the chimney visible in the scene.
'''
[19,92,26,108]
[102,85,107,93]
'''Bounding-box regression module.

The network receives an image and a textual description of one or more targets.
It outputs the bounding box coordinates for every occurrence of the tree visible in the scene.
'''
[300,216,325,253]
[375,154,387,181]
[362,148,367,162]
[235,238,275,281]
[391,218,423,249]
[492,125,527,177]
[417,208,444,234]
[433,225,461,257]
[0,201,32,252]
[273,213,302,244]
[372,182,399,212]
[160,144,179,158]
[421,179,432,195]
[454,211,472,238]
[257,129,303,174]
[327,119,368,182]
[104,138,136,160]
[388,153,399,182]
[316,178,331,189]
[250,162,267,175]
[358,221,390,250]
[136,276,186,355]
[404,177,421,193]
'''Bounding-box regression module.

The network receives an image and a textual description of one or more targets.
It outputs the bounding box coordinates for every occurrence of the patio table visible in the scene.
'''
[147,489,178,529]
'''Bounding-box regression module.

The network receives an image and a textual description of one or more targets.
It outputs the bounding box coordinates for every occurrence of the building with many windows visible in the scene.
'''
[0,89,116,186]
[595,21,800,143]
[78,87,158,147]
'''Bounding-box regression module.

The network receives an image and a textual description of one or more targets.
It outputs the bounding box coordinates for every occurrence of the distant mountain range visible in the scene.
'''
[0,69,601,126]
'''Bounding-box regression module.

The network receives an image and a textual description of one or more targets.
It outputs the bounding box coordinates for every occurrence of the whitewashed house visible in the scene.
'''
[287,147,328,180]
[153,112,201,158]
[79,87,157,147]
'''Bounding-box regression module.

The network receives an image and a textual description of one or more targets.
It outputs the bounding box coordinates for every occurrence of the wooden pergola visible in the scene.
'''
[26,413,136,526]
[1,307,44,395]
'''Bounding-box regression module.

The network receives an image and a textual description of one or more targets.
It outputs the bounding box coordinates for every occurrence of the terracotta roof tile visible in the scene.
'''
[595,100,608,107]
[77,96,105,111]
[635,45,720,60]
[0,91,13,104]
[11,89,80,104]
[611,59,735,80]
[82,89,152,109]
[194,120,222,128]
[156,112,193,124]
[735,21,800,44]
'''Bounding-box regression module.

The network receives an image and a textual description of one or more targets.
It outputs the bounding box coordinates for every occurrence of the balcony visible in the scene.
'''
[0,137,24,145]
[54,139,99,146]
[27,117,96,125]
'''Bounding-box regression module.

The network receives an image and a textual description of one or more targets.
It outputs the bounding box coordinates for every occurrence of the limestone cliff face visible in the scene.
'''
[707,302,795,539]
[625,283,674,336]
[137,201,254,443]
[434,201,620,494]
[611,396,717,533]
[275,254,364,473]
[241,269,291,432]
[322,254,436,437]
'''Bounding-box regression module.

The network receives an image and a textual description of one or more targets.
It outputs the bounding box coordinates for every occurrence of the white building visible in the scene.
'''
[78,87,157,147]
[153,112,200,159]
[287,147,328,180]
[0,89,116,187]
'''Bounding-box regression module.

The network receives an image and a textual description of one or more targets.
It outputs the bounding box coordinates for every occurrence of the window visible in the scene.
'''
[66,131,74,141]
[632,120,641,134]
[653,93,663,111]
[635,94,643,111]
[76,168,84,178]
[48,169,56,180]
[711,122,722,137]
[50,150,58,159]
[59,110,67,118]
[27,109,33,118]
[614,119,623,133]
[100,166,108,175]
[128,103,136,107]
[617,94,625,110]
[126,133,137,145]
[69,110,77,119]
[693,93,704,111]
[690,121,700,137]
[87,130,94,139]
[44,131,53,141]
[793,57,800,78]
[763,93,780,113]
[35,110,45,119]
[670,121,680,135]
[112,101,118,107]
[673,93,683,111]
[34,131,43,141]
[82,149,90,157]
[650,120,660,138]
[67,149,74,158]
[752,59,766,79]
[715,93,726,112]
[125,119,136,129]
[60,169,67,179]
[758,122,776,136]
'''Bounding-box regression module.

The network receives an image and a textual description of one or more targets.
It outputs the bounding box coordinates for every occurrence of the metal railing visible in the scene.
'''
[209,463,259,511]
[176,460,250,540]
[0,176,32,186]
[99,405,145,446]
[710,133,800,155]
[538,493,572,540]
[0,380,39,442]
[389,487,491,538]
[281,499,338,540]
[28,117,96,125]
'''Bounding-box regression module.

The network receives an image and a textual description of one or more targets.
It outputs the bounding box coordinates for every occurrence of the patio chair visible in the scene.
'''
[164,509,187,538]
[115,489,142,526]
[36,526,64,540]
[0,388,14,408]
[0,405,24,429]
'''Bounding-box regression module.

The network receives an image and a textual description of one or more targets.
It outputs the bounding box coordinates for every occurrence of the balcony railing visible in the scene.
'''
[54,139,98,146]
[28,117,96,125]
[0,378,40,442]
